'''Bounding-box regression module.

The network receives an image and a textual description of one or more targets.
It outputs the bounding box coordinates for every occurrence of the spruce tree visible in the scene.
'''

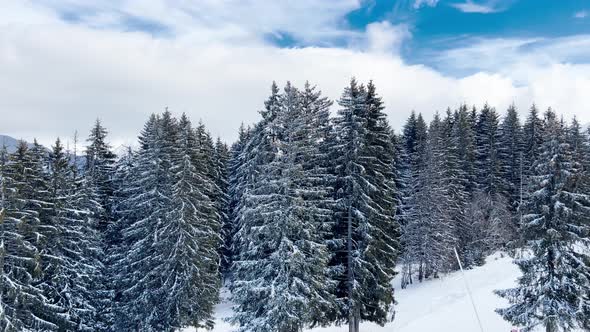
[522,104,544,179]
[113,113,176,330]
[390,131,406,240]
[226,123,251,281]
[473,104,513,249]
[109,145,136,249]
[328,79,398,331]
[0,143,45,331]
[24,139,73,329]
[2,141,58,330]
[231,82,335,332]
[42,138,106,330]
[496,110,590,332]
[229,84,281,274]
[85,121,117,329]
[85,119,116,233]
[357,81,399,323]
[441,109,469,208]
[298,80,337,249]
[40,138,76,329]
[566,117,590,182]
[297,81,340,328]
[72,173,109,331]
[330,78,367,330]
[407,113,457,278]
[498,104,524,212]
[452,105,477,196]
[165,113,221,330]
[214,138,232,278]
[449,105,477,265]
[113,111,222,331]
[399,111,428,287]
[475,103,503,197]
[71,134,110,331]
[566,117,590,330]
[498,104,524,241]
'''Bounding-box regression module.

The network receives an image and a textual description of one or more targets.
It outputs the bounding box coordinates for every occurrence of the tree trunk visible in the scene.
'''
[348,310,360,332]
[418,262,423,282]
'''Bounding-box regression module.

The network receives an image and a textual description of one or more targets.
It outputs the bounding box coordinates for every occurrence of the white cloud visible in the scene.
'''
[365,22,411,54]
[416,0,507,13]
[31,0,362,45]
[574,10,588,19]
[432,36,590,75]
[0,0,589,148]
[414,0,440,9]
[450,1,502,14]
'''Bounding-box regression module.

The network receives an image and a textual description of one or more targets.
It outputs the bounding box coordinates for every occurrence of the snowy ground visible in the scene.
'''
[185,252,582,332]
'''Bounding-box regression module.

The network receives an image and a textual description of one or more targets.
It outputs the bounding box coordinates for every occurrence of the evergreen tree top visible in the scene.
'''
[261,81,281,121]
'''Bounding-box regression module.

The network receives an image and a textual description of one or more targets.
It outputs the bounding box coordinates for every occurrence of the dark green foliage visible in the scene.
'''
[85,119,117,233]
[3,79,589,332]
[498,104,524,213]
[448,106,477,265]
[230,82,337,332]
[0,141,60,331]
[215,138,232,278]
[328,79,399,331]
[496,110,590,332]
[522,104,544,179]
[113,111,221,331]
[475,104,503,197]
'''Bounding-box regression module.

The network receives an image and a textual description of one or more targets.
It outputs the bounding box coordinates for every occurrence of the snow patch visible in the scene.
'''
[184,252,585,332]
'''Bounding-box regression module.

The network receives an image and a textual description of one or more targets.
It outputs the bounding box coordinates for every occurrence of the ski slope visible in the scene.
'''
[186,252,582,332]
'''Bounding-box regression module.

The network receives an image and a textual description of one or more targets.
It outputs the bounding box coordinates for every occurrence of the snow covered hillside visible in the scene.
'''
[187,253,582,332]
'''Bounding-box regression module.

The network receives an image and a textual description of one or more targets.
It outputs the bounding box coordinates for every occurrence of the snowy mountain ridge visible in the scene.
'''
[0,134,36,153]
[0,134,86,168]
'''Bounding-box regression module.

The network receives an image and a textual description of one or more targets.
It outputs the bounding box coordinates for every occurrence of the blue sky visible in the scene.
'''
[263,0,590,73]
[1,0,590,146]
[39,0,590,75]
[359,0,590,69]
[54,0,590,44]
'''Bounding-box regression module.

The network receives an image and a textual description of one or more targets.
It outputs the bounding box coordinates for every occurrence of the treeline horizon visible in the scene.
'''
[1,79,589,332]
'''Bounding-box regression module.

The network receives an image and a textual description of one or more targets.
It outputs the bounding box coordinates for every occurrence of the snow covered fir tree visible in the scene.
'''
[495,110,590,332]
[0,79,589,332]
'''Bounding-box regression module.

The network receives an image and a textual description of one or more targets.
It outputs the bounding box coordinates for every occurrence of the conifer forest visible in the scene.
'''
[1,79,589,332]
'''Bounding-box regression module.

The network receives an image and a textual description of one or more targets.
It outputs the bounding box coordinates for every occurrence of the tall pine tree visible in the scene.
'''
[329,79,398,331]
[85,119,116,234]
[114,111,221,331]
[496,110,590,332]
[231,82,335,332]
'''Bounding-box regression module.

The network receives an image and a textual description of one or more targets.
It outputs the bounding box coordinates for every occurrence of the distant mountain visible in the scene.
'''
[0,134,86,169]
[0,134,138,172]
[112,144,134,159]
[0,134,35,153]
